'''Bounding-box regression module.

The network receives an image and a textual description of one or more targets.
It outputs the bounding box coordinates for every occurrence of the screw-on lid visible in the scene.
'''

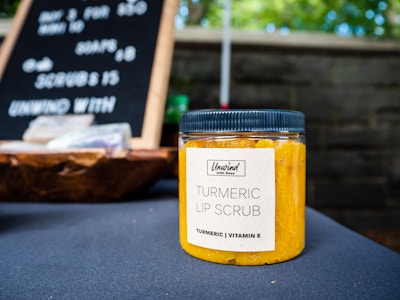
[179,109,305,133]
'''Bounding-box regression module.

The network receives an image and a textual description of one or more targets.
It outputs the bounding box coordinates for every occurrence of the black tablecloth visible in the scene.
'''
[1,179,399,299]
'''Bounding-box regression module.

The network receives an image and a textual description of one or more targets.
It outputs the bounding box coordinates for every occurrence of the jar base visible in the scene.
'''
[181,241,304,266]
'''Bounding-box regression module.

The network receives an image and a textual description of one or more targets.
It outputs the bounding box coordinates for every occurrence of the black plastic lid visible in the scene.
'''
[179,109,305,133]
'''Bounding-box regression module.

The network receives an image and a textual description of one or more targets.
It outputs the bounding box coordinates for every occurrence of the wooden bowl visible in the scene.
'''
[0,148,177,202]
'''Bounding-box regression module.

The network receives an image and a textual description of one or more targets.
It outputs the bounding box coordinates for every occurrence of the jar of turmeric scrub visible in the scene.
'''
[178,109,306,265]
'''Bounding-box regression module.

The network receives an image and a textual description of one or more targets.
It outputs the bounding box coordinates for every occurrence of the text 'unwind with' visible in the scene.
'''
[207,160,246,176]
[8,96,116,117]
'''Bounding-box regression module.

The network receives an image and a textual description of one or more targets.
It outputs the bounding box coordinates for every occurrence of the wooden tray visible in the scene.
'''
[0,147,177,202]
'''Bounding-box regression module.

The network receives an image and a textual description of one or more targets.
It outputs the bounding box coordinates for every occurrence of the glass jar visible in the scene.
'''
[178,109,306,265]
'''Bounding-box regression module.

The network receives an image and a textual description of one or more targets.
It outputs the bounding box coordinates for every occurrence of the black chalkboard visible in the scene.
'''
[0,0,177,148]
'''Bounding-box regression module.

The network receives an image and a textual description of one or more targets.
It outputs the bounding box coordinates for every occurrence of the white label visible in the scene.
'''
[186,147,276,252]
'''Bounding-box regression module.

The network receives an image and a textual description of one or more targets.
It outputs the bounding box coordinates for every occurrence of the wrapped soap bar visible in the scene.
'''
[47,123,132,149]
[23,114,95,144]
[0,141,48,152]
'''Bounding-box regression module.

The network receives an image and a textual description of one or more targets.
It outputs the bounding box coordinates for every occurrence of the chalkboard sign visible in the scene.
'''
[0,0,177,149]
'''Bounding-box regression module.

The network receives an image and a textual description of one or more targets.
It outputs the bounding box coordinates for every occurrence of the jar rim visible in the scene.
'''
[179,109,305,133]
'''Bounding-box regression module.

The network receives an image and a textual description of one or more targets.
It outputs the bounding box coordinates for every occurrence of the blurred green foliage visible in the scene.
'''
[1,0,399,39]
[0,0,20,18]
[177,0,400,39]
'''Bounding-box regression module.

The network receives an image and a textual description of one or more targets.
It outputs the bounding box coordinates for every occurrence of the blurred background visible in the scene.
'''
[169,0,400,253]
[1,0,399,252]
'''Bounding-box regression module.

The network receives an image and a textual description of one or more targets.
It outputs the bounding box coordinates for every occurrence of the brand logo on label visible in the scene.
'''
[207,160,246,176]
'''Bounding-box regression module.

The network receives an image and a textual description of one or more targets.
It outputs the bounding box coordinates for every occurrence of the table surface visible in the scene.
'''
[1,179,399,299]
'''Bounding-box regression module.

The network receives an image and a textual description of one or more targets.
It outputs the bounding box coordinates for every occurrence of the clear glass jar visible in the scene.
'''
[178,109,306,265]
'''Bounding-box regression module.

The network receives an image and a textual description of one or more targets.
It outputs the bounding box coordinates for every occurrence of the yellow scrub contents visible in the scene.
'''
[179,109,306,265]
